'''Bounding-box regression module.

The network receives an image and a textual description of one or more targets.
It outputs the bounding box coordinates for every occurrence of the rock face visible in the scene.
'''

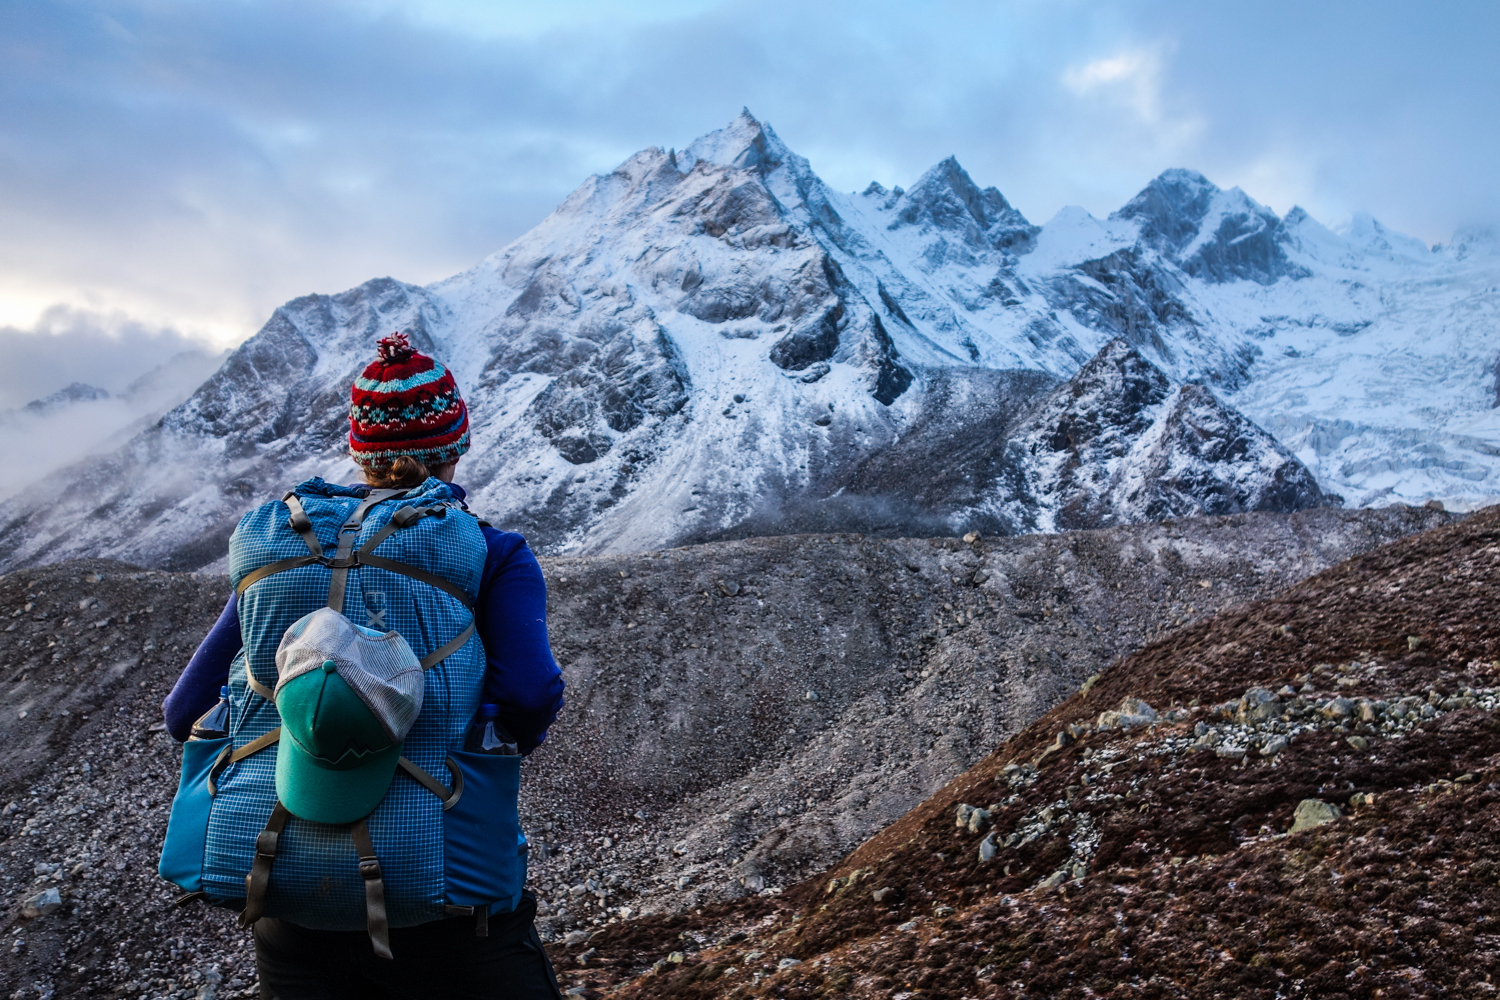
[989,340,1327,532]
[0,112,1495,572]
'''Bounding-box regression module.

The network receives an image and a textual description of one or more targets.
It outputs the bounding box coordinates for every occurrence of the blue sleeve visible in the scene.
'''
[162,592,242,742]
[476,527,565,754]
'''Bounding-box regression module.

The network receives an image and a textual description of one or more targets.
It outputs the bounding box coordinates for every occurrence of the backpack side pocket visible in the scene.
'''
[159,736,231,893]
[443,750,523,913]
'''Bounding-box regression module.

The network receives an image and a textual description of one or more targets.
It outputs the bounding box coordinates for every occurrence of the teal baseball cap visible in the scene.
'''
[272,608,425,825]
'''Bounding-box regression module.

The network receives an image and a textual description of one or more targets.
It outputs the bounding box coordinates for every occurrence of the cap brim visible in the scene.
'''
[275,733,402,825]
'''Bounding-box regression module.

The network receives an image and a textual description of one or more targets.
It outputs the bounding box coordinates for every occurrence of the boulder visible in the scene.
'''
[1289,799,1342,833]
[1097,697,1158,730]
[1237,687,1282,723]
[21,887,62,918]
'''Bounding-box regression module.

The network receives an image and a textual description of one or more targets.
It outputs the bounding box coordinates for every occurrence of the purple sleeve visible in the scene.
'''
[476,527,565,754]
[162,592,241,742]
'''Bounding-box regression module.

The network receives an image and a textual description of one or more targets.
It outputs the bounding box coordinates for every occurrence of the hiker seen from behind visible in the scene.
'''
[160,331,566,999]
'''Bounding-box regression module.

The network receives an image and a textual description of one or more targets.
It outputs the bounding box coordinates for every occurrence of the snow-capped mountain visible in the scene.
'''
[0,111,1491,571]
[18,383,111,415]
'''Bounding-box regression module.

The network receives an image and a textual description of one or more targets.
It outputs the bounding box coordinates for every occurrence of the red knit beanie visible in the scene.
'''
[348,332,471,472]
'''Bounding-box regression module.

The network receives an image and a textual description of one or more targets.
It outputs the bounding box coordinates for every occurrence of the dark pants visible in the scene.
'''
[254,894,563,1000]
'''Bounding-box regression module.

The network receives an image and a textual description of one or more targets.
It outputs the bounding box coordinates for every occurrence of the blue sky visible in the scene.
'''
[0,0,1496,402]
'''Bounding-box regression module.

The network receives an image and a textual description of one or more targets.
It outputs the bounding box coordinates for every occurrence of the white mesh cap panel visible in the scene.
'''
[274,607,425,744]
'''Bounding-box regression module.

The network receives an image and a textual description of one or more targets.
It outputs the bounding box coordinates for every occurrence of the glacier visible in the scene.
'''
[0,110,1493,572]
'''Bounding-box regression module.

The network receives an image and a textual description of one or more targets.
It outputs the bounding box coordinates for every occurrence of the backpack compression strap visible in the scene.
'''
[206,727,284,795]
[232,488,407,599]
[208,725,465,810]
[234,802,396,961]
[238,801,291,927]
[229,772,447,960]
[351,817,394,959]
[235,490,478,609]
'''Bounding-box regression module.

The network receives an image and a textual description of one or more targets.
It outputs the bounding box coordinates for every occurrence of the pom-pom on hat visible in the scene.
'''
[349,331,470,472]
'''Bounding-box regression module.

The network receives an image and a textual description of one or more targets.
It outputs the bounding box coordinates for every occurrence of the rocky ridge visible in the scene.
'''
[0,504,1455,998]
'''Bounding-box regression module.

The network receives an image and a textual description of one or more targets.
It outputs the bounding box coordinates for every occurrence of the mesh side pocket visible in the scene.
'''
[159,737,231,893]
[443,750,523,912]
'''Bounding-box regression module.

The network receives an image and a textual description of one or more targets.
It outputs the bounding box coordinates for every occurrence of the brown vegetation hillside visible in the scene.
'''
[566,505,1500,999]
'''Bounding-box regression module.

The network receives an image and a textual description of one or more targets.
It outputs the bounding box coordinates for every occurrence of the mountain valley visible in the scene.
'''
[0,504,1454,997]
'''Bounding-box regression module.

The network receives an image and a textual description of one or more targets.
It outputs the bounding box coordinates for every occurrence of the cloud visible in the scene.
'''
[0,305,228,497]
[0,397,146,498]
[0,305,220,409]
[1063,45,1174,125]
[0,0,1495,359]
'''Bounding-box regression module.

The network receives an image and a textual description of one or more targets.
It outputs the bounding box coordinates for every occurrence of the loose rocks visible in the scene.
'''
[954,803,992,834]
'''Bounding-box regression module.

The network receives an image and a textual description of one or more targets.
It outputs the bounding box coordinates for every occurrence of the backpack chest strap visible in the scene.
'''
[327,489,409,612]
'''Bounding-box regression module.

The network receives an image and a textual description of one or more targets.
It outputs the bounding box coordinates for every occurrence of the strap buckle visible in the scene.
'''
[358,856,383,881]
[254,830,280,858]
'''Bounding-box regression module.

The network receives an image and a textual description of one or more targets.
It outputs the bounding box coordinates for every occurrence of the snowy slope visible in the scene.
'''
[0,111,1490,571]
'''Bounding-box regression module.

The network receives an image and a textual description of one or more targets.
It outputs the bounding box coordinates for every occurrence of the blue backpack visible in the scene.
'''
[159,478,526,957]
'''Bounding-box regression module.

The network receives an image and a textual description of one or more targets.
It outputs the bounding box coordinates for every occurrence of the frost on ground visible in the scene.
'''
[0,505,1453,997]
[0,113,1495,574]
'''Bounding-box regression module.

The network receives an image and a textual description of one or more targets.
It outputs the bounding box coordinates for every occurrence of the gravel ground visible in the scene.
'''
[520,505,1451,940]
[578,503,1500,999]
[0,504,1453,998]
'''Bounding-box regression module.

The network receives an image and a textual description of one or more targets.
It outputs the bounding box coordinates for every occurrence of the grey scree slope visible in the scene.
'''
[0,503,1455,997]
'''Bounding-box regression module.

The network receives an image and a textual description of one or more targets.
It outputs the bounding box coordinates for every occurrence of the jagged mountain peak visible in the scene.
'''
[1334,211,1432,260]
[1113,168,1238,250]
[1112,167,1301,285]
[1150,166,1218,194]
[0,120,1493,574]
[876,156,1035,251]
[21,382,110,415]
[679,108,793,176]
[993,338,1326,532]
[1436,227,1500,264]
[1066,337,1172,407]
[1114,168,1220,240]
